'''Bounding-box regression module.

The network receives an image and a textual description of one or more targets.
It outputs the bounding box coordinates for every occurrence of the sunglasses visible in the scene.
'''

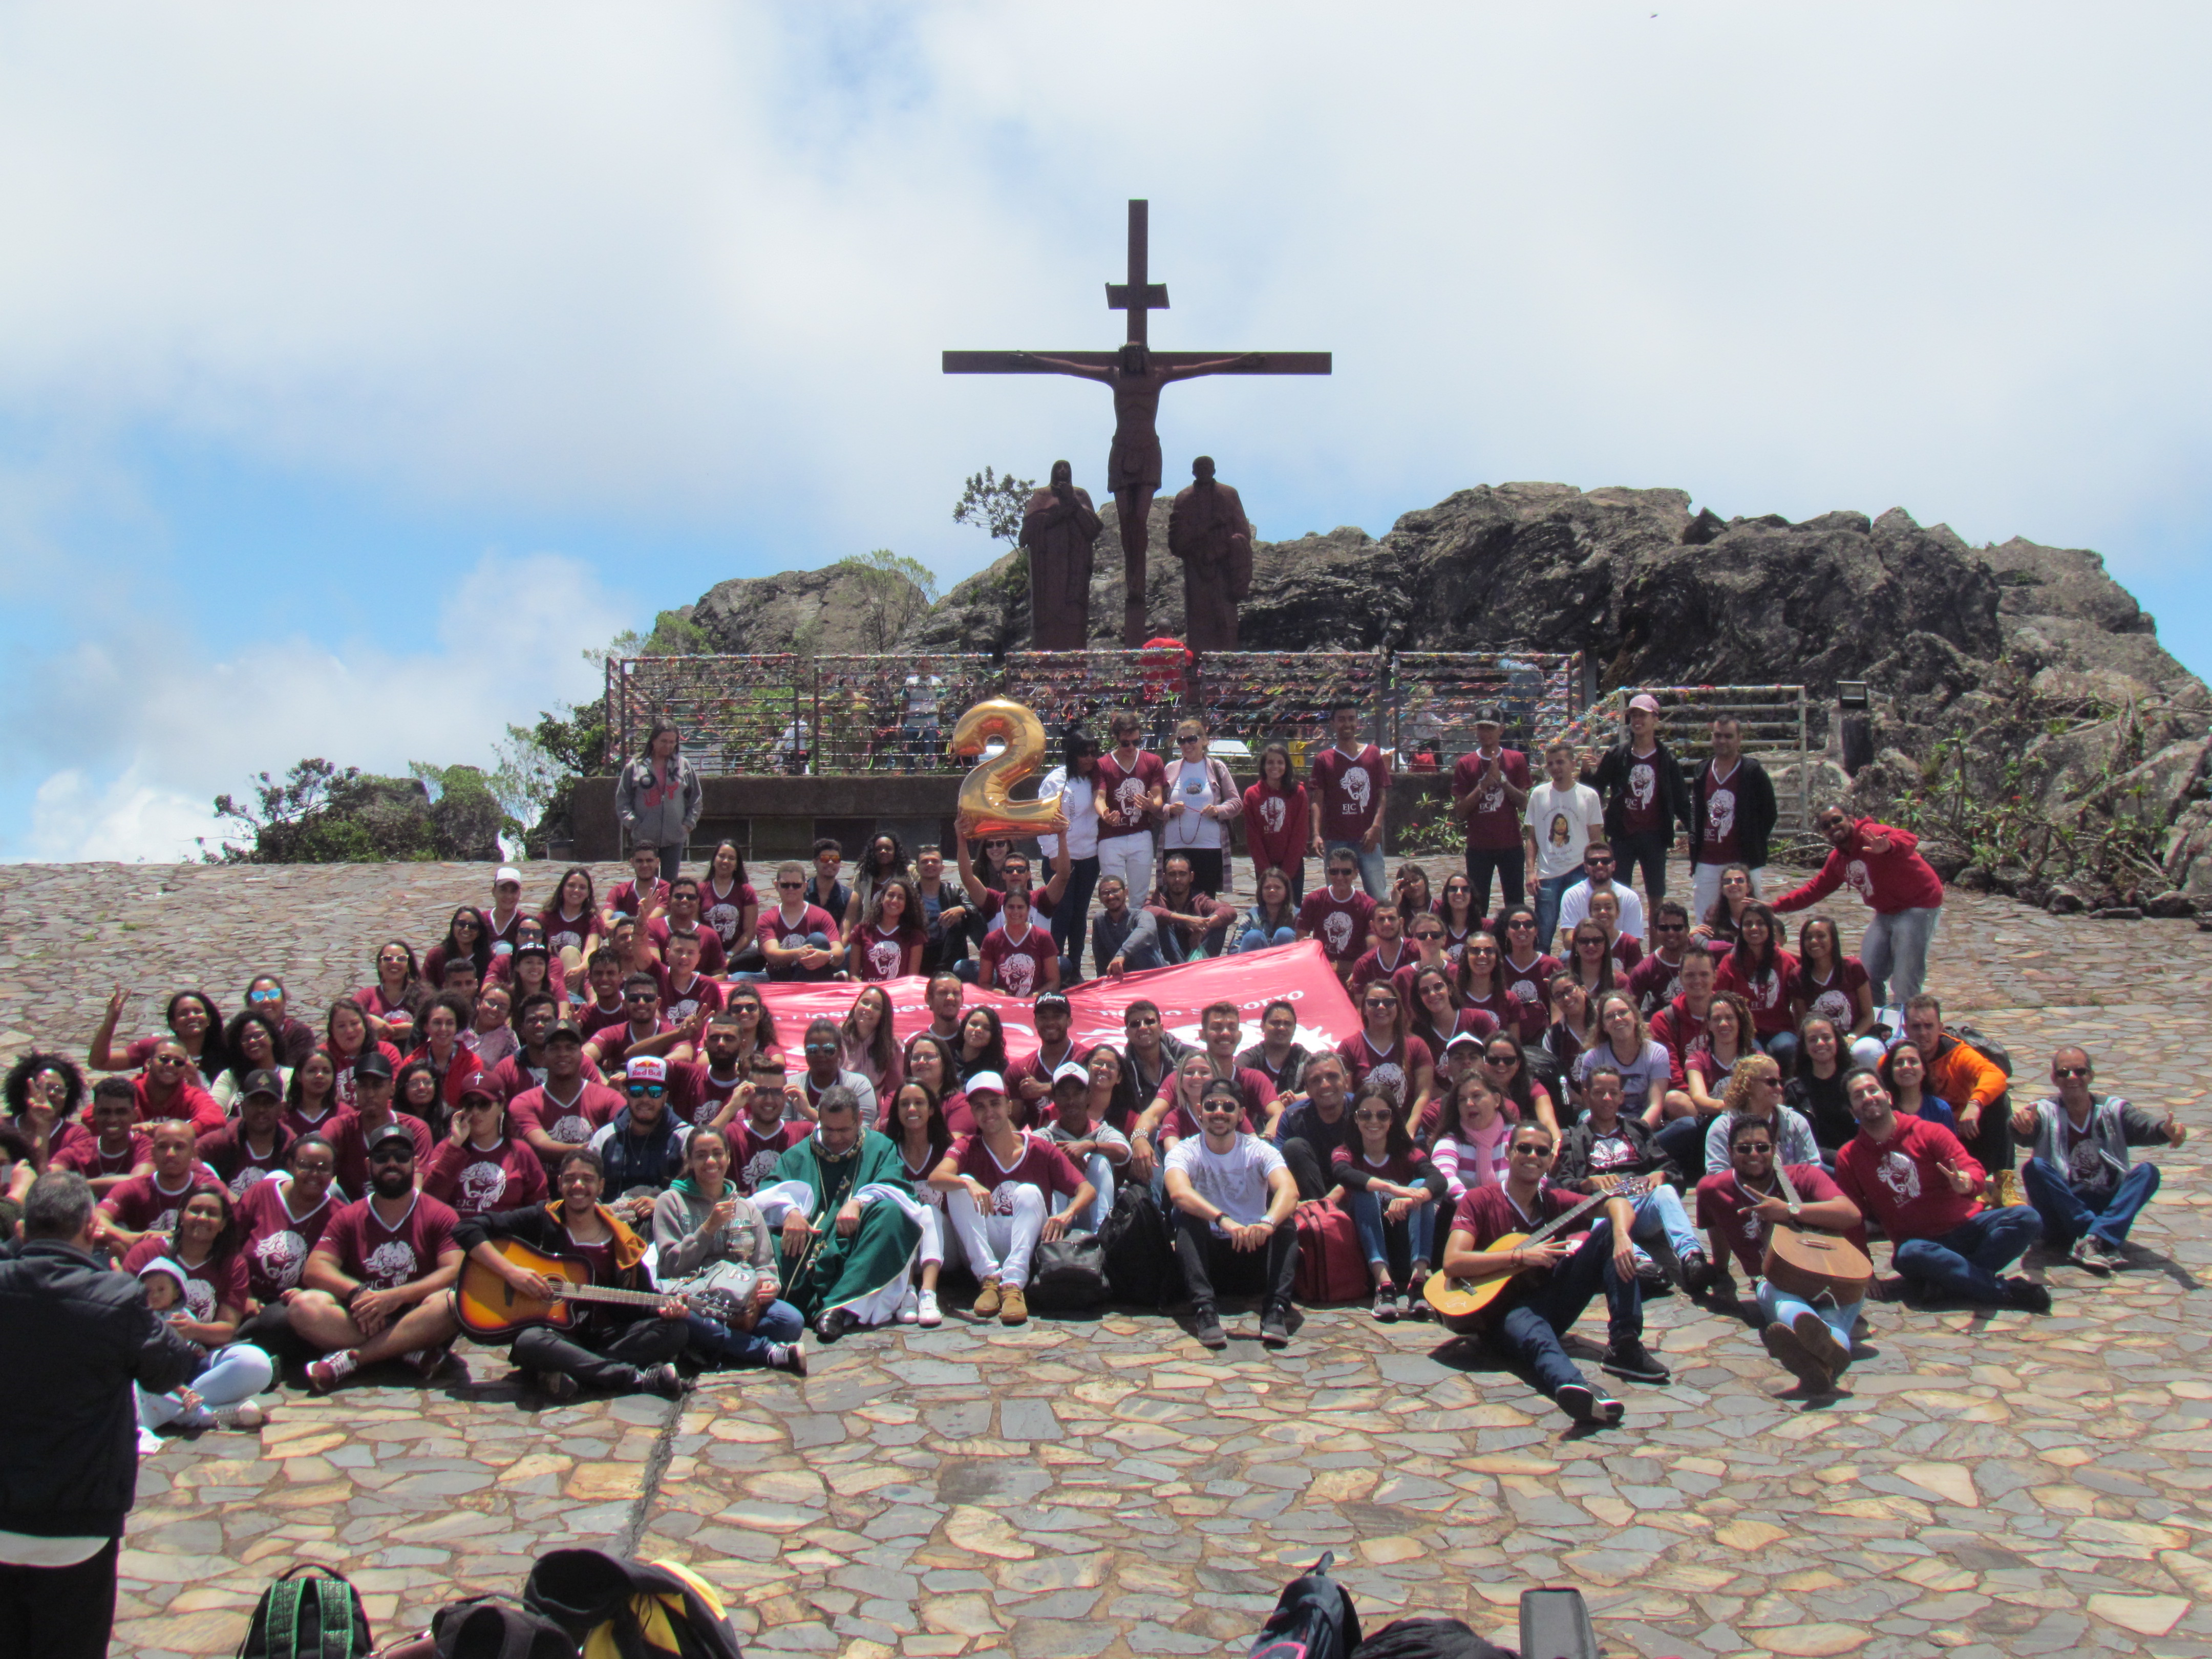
[804,1041,839,1053]
[626,1084,667,1097]
[248,988,282,1004]
[776,880,803,890]
[1485,1052,1518,1066]
[1353,1111,1394,1124]
[1412,930,1443,942]
[150,1054,187,1067]
[1653,921,1687,933]
[624,992,658,1004]
[1505,919,1535,930]
[1736,1141,1774,1154]
[2054,1066,2091,1078]
[1178,735,1202,743]
[368,1148,415,1164]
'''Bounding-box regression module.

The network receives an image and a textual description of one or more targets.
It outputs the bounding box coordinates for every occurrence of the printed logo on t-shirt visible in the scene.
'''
[1706,788,1736,847]
[1113,776,1148,824]
[253,1229,309,1291]
[1365,1060,1407,1104]
[1589,1133,1636,1173]
[705,904,741,946]
[1341,764,1372,817]
[226,1164,273,1199]
[459,1160,509,1211]
[1322,911,1355,954]
[1508,974,1542,1005]
[997,948,1038,998]
[549,1112,591,1142]
[363,1240,419,1288]
[741,1145,783,1193]
[183,1275,217,1324]
[991,1182,1023,1216]
[1876,1149,1921,1203]
[1260,796,1286,834]
[1845,859,1874,899]
[1548,812,1572,849]
[1810,987,1851,1022]
[1628,763,1656,813]
[1738,1204,1765,1247]
[152,1204,185,1236]
[866,935,903,979]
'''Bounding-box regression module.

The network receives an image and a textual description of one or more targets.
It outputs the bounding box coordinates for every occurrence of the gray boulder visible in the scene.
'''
[692,564,930,657]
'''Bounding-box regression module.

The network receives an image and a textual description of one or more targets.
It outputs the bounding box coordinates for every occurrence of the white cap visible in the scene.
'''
[1051,1061,1091,1087]
[966,1070,1007,1097]
[1444,1030,1485,1051]
[495,864,523,887]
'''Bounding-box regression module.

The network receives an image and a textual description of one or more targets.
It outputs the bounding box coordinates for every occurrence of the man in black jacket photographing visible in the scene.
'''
[0,1171,201,1658]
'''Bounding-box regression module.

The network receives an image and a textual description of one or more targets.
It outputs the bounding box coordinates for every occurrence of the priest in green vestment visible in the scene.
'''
[750,1085,923,1337]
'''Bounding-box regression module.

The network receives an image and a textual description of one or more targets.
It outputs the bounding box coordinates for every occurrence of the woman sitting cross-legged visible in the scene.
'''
[1332,1080,1445,1322]
[652,1126,808,1375]
[125,1182,277,1443]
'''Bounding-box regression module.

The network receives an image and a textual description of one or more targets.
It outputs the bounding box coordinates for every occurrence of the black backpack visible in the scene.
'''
[1249,1552,1362,1659]
[522,1547,743,1659]
[1352,1618,1514,1659]
[1024,1232,1110,1311]
[431,1596,576,1659]
[237,1564,374,1659]
[1098,1181,1182,1309]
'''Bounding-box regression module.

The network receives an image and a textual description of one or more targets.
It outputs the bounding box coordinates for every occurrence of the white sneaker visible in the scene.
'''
[137,1427,164,1455]
[916,1289,942,1328]
[898,1287,921,1324]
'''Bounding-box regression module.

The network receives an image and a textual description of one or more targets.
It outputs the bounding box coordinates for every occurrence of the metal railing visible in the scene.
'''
[1393,651,1587,758]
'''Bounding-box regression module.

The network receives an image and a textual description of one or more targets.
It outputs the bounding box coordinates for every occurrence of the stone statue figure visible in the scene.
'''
[1018,460,1103,651]
[1167,455,1253,652]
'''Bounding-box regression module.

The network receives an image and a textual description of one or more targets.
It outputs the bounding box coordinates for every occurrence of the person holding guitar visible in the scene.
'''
[1696,1114,1865,1391]
[453,1146,691,1401]
[1435,1121,1668,1425]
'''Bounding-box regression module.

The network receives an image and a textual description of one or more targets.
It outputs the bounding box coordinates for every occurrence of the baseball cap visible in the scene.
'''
[495,865,523,888]
[239,1068,285,1100]
[1444,1030,1485,1052]
[365,1121,418,1157]
[353,1050,395,1082]
[515,939,549,958]
[457,1081,500,1105]
[1033,992,1072,1016]
[1472,705,1505,727]
[1050,1061,1091,1088]
[1628,694,1661,714]
[625,1055,668,1084]
[965,1070,1007,1098]
[546,1019,584,1045]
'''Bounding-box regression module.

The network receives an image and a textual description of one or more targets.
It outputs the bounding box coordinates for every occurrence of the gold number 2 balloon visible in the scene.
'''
[950,698,1068,840]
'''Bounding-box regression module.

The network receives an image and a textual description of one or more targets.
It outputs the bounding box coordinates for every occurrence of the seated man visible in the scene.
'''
[1903,995,2012,1174]
[1006,992,1089,1120]
[751,1086,924,1341]
[1696,1112,1864,1392]
[1298,849,1376,985]
[291,1124,464,1392]
[455,1147,690,1401]
[730,1053,809,1195]
[589,1057,693,1223]
[1238,998,1314,1101]
[931,1073,1095,1328]
[1039,1062,1129,1230]
[2012,1046,2186,1273]
[509,1021,626,1175]
[53,1077,152,1196]
[1555,841,1646,953]
[758,862,843,982]
[790,1017,879,1124]
[1140,853,1237,965]
[1270,1051,1353,1202]
[95,1119,219,1253]
[1091,876,1165,979]
[1347,902,1413,995]
[1833,1068,2045,1311]
[1436,1120,1662,1425]
[330,1053,433,1197]
[194,1069,294,1200]
[1163,1079,1300,1351]
[643,878,729,975]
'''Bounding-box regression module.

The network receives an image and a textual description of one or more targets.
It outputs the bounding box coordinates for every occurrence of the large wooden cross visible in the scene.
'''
[944,198,1330,646]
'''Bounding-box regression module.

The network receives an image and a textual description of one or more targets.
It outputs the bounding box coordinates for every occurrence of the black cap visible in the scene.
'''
[354,1050,395,1082]
[1033,992,1071,1015]
[515,939,549,958]
[546,1019,584,1045]
[240,1068,285,1101]
[1472,705,1506,727]
[365,1121,418,1157]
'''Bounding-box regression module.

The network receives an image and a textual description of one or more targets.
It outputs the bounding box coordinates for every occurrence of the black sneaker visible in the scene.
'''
[537,1369,580,1403]
[1556,1384,1625,1424]
[1189,1305,1228,1350]
[1371,1285,1399,1323]
[640,1363,691,1400]
[1259,1302,1292,1348]
[815,1307,855,1343]
[766,1343,808,1377]
[1600,1340,1672,1385]
[2069,1237,2114,1275]
[1677,1248,1718,1296]
[2002,1277,2052,1314]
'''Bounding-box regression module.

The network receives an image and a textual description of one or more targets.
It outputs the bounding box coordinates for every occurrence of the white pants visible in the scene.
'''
[1096,836,1157,909]
[1692,861,1773,924]
[915,1200,953,1270]
[947,1184,1062,1291]
[138,1343,273,1429]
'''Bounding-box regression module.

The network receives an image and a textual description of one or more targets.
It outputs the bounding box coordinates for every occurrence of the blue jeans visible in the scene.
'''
[766,932,835,983]
[1048,855,1100,979]
[2021,1157,2159,1248]
[1892,1205,2040,1302]
[1492,1221,1641,1398]
[1238,926,1297,954]
[1327,840,1387,901]
[1756,1280,1861,1347]
[1626,1182,1700,1263]
[1533,870,1580,954]
[685,1300,805,1368]
[1861,904,1940,1007]
[1345,1188,1438,1282]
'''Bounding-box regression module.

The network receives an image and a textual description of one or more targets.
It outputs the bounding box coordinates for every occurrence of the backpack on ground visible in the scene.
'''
[1351,1618,1513,1659]
[430,1596,576,1659]
[1948,1023,2012,1079]
[238,1564,375,1659]
[1025,1230,1109,1311]
[522,1547,742,1659]
[1249,1551,1361,1659]
[1099,1181,1182,1309]
[1291,1199,1368,1306]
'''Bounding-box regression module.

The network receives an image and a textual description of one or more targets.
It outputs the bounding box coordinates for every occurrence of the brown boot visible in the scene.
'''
[971,1277,1002,1318]
[998,1284,1029,1327]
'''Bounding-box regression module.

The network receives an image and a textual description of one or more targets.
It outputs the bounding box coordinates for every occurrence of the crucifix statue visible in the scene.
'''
[944,199,1330,647]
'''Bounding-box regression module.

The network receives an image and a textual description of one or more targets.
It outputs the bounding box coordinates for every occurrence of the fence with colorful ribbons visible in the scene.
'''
[1589,683,1815,833]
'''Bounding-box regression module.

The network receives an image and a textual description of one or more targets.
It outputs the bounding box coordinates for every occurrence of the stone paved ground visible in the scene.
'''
[3,856,2210,1659]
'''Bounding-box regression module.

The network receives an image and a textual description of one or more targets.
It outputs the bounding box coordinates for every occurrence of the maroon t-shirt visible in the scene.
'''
[577,994,629,1039]
[647,918,728,976]
[697,877,758,953]
[1313,744,1388,841]
[1453,748,1531,852]
[508,1080,626,1150]
[1620,746,1665,836]
[656,970,725,1025]
[318,1192,460,1289]
[949,1130,1087,1208]
[1498,951,1563,1011]
[1792,957,1871,1027]
[52,1126,150,1179]
[730,1118,809,1195]
[666,1061,746,1130]
[540,905,602,958]
[1696,761,1747,866]
[1627,952,1687,1018]
[980,924,1056,997]
[331,1113,436,1198]
[758,904,839,953]
[1151,1066,1277,1137]
[123,1236,249,1324]
[98,1167,222,1235]
[1005,1042,1094,1108]
[194,1121,296,1199]
[607,877,670,921]
[1299,886,1375,964]
[422,1137,549,1216]
[854,922,924,982]
[1333,1033,1435,1109]
[1349,942,1417,995]
[235,1175,338,1300]
[1717,949,1799,1038]
[1649,998,1712,1088]
[1095,750,1167,839]
[1447,1180,1589,1322]
[590,1018,675,1070]
[1695,1164,1845,1279]
[486,1051,604,1104]
[1463,986,1543,1044]
[330,1040,407,1111]
[131,1076,224,1136]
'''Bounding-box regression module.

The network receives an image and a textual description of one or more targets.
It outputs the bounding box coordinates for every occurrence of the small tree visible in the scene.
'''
[831,548,941,653]
[953,466,1035,559]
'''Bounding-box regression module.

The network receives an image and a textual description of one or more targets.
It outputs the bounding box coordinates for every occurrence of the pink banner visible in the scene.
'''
[752,941,1359,1067]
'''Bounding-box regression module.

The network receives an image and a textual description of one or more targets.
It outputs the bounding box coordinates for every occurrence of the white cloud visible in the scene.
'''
[6,548,616,862]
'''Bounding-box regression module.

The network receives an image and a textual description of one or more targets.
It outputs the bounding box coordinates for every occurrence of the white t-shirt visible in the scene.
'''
[1165,1133,1286,1226]
[1557,880,1647,942]
[1036,768,1100,861]
[1161,757,1227,852]
[1524,782,1605,881]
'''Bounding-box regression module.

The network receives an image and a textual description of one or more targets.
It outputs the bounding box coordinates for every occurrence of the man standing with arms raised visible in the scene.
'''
[1771,804,1946,1012]
[1453,707,1531,923]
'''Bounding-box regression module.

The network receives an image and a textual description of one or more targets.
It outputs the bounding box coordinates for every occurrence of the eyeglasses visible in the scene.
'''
[1736,1140,1774,1154]
[804,1041,839,1054]
[776,880,803,890]
[248,988,281,1004]
[2054,1066,2091,1078]
[626,1084,667,1097]
[454,920,480,931]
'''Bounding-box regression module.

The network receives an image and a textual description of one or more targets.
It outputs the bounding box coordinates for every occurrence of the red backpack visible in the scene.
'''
[1291,1199,1367,1305]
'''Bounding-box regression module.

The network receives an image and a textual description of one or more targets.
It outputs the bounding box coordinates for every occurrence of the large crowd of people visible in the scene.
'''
[0,699,2189,1459]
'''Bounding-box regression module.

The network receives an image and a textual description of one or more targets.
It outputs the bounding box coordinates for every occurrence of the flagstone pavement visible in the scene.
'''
[2,856,2209,1659]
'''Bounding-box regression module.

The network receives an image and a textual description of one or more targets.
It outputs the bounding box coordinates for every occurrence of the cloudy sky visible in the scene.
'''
[3,3,2207,861]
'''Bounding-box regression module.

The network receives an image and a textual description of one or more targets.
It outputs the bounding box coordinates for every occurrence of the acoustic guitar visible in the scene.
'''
[454,1238,740,1339]
[1423,1174,1660,1323]
[1759,1162,1874,1304]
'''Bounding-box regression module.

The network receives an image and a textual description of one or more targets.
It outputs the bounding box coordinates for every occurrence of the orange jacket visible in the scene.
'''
[1924,1038,2007,1113]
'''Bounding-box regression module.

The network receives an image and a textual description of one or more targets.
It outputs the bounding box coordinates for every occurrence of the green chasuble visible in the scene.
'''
[763,1128,923,1322]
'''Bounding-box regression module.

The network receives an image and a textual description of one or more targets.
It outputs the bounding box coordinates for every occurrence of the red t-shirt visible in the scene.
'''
[1792,957,1871,1027]
[235,1175,339,1300]
[1716,949,1800,1037]
[52,1126,150,1179]
[1242,779,1309,874]
[1610,936,1645,973]
[1095,750,1167,839]
[355,984,418,1029]
[98,1167,222,1235]
[656,969,726,1025]
[540,905,603,959]
[194,1122,295,1199]
[1770,821,1946,917]
[1299,886,1375,964]
[576,993,629,1039]
[1453,748,1530,852]
[1462,986,1543,1045]
[1649,997,1711,1087]
[1447,1180,1588,1323]
[1694,1164,1846,1278]
[123,1236,249,1324]
[331,1113,436,1198]
[1349,942,1417,995]
[758,904,839,953]
[1333,1032,1435,1109]
[1696,761,1747,866]
[330,1040,408,1111]
[1313,745,1388,841]
[1006,1041,1094,1109]
[607,877,670,921]
[1626,952,1687,1018]
[1152,1066,1277,1137]
[730,1118,809,1195]
[590,1018,674,1070]
[1620,746,1665,836]
[422,1137,549,1216]
[697,877,758,953]
[665,1061,746,1130]
[854,922,924,983]
[132,1076,224,1136]
[508,1080,627,1150]
[1498,952,1562,1012]
[1834,1116,1985,1247]
[979,924,1055,997]
[949,1130,1087,1209]
[317,1192,460,1289]
[647,919,728,976]
[401,1044,488,1113]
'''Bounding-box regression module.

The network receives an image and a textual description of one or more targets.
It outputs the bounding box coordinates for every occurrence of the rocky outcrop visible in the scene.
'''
[691,564,929,657]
